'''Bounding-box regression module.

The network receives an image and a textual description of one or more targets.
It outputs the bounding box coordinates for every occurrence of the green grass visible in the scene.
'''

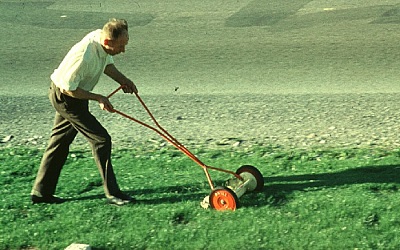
[0,2,153,29]
[1,145,400,249]
[226,0,311,27]
[3,0,400,96]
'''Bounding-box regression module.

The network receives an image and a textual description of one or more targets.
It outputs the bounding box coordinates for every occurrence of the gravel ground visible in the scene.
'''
[1,92,400,151]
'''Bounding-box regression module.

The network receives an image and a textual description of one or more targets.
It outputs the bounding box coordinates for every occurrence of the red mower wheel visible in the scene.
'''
[236,165,264,192]
[209,187,239,211]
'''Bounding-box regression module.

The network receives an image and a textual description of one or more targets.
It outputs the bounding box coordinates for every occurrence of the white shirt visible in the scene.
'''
[50,29,114,91]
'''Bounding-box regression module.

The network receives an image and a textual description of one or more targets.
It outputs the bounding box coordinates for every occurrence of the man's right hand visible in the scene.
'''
[61,87,115,112]
[97,95,114,112]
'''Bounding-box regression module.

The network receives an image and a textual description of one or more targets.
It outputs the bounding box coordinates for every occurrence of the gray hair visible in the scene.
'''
[102,18,128,40]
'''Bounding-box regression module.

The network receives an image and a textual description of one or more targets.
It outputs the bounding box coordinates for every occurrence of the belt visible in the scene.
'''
[51,82,65,96]
[50,81,59,91]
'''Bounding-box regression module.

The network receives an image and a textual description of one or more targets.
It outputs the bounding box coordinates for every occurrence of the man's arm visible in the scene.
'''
[104,64,138,94]
[61,88,114,112]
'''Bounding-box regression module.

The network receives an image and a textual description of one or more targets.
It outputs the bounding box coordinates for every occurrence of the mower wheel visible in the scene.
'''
[236,165,264,192]
[209,187,239,211]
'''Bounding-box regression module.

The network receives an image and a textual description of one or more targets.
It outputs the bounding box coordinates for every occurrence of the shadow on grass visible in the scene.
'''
[66,184,210,205]
[256,164,400,207]
[64,165,400,208]
[129,185,210,205]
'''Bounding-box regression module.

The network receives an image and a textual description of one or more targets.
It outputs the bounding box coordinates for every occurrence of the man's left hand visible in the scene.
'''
[122,80,138,94]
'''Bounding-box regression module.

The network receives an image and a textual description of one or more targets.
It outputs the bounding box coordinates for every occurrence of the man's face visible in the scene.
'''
[104,33,129,56]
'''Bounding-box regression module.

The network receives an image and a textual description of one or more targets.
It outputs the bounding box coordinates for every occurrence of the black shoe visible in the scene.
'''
[31,195,65,204]
[107,193,136,206]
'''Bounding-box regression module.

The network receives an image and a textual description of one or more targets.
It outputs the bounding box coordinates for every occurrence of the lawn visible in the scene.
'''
[2,0,400,249]
[1,146,400,249]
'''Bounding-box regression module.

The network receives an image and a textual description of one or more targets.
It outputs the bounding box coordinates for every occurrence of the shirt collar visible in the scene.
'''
[94,29,109,58]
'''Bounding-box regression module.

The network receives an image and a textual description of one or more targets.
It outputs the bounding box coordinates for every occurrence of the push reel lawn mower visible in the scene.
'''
[108,86,264,211]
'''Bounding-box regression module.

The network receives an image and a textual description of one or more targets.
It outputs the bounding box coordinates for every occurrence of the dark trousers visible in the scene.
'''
[31,82,121,198]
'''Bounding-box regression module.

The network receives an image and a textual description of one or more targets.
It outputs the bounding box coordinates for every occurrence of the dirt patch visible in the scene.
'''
[2,93,400,152]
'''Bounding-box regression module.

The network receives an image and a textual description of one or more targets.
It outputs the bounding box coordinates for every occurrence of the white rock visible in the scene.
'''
[306,133,317,139]
[232,141,241,147]
[1,135,13,143]
[200,195,210,209]
[65,243,91,250]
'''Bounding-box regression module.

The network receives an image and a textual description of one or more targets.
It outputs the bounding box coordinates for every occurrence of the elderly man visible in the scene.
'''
[31,18,137,206]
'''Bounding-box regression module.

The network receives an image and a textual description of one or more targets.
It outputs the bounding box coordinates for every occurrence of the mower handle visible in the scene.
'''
[107,86,243,189]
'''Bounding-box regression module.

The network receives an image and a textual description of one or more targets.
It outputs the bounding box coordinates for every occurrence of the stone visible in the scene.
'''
[65,243,91,250]
[1,135,13,143]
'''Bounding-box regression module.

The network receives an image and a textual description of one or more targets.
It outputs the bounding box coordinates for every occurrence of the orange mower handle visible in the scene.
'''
[107,85,243,190]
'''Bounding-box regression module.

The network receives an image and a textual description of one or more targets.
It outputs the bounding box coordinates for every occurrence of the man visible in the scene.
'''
[31,18,137,206]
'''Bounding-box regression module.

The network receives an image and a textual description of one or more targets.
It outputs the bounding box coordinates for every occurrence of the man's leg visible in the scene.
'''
[56,99,122,197]
[69,112,134,205]
[33,82,131,204]
[31,112,77,197]
[72,115,121,197]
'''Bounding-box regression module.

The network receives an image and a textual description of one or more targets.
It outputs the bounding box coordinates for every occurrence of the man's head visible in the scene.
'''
[101,18,129,55]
